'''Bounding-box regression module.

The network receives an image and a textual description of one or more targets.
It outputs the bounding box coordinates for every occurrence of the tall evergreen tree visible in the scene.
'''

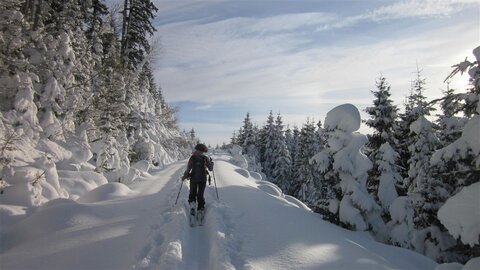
[365,75,401,212]
[312,104,383,236]
[120,0,158,69]
[285,126,300,169]
[408,116,456,262]
[430,47,480,263]
[365,75,398,149]
[396,67,433,193]
[435,86,465,147]
[262,111,276,179]
[291,120,316,201]
[271,114,292,191]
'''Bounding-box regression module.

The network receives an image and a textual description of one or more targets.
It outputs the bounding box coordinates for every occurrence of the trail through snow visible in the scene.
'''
[0,152,437,270]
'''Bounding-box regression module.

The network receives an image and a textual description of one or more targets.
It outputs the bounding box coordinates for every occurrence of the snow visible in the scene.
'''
[464,257,480,270]
[437,182,480,247]
[377,142,400,210]
[315,103,381,233]
[324,103,361,132]
[78,183,135,203]
[435,262,463,270]
[0,152,437,270]
[431,110,480,169]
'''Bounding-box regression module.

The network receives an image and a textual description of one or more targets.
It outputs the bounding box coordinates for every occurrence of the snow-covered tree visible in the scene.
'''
[312,104,385,237]
[376,142,402,214]
[291,120,316,201]
[271,114,292,192]
[120,0,158,69]
[365,75,400,206]
[435,86,466,147]
[262,111,276,179]
[430,46,480,263]
[0,0,193,205]
[404,116,457,261]
[365,75,398,149]
[235,113,261,172]
[397,67,434,193]
[285,126,300,167]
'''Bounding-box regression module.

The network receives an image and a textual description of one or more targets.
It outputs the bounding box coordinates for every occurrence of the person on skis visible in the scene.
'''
[182,143,214,212]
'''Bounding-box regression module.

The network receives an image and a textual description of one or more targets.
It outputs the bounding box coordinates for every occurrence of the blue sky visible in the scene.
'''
[151,0,479,146]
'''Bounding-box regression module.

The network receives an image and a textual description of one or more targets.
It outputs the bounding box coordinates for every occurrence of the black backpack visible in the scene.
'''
[190,154,207,182]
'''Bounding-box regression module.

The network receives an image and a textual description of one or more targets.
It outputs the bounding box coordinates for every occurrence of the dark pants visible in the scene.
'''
[189,181,206,210]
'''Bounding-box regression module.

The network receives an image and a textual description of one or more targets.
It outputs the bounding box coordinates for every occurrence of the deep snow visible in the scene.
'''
[0,152,437,270]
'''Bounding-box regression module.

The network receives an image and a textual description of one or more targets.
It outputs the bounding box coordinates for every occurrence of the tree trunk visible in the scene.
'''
[32,0,42,30]
[120,0,129,66]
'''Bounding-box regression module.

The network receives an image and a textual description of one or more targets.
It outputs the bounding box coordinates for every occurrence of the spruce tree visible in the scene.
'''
[271,114,292,191]
[365,75,401,212]
[430,47,480,263]
[408,116,456,262]
[365,75,398,149]
[291,120,316,202]
[262,111,276,179]
[435,86,465,147]
[120,0,158,69]
[397,67,433,193]
[312,104,384,237]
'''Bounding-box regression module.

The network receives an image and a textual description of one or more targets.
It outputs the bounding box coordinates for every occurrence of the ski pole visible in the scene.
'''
[212,168,219,201]
[174,178,184,205]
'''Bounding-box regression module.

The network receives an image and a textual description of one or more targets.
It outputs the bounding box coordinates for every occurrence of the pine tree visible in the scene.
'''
[271,114,292,191]
[408,116,456,262]
[365,75,398,149]
[365,75,401,212]
[376,143,401,213]
[435,86,465,147]
[235,113,261,171]
[291,120,316,202]
[312,104,384,237]
[237,113,255,154]
[0,1,194,202]
[397,67,433,193]
[287,126,300,177]
[120,0,158,69]
[262,111,276,179]
[430,47,480,263]
[0,0,41,138]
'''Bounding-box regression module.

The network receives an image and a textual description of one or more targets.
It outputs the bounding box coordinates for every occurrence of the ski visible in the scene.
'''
[189,202,196,227]
[196,209,205,226]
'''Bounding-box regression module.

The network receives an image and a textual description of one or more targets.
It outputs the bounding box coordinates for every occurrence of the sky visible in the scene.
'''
[150,0,479,146]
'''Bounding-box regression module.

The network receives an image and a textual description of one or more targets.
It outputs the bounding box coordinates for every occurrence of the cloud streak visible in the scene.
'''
[153,0,478,145]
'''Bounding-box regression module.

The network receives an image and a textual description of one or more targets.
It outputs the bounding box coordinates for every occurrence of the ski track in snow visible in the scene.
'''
[132,157,248,270]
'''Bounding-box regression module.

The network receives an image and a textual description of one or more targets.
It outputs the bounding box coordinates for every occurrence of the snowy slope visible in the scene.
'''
[0,152,437,270]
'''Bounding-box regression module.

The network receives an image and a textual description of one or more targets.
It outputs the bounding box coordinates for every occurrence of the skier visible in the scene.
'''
[182,143,214,217]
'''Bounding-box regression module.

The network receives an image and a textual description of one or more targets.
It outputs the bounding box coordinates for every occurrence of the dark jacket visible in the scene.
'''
[183,150,213,182]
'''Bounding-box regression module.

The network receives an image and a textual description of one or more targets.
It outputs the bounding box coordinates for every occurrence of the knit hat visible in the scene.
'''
[195,143,208,153]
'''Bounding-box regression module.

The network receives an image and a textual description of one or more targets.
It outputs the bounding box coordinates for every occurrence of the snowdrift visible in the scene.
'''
[0,154,439,270]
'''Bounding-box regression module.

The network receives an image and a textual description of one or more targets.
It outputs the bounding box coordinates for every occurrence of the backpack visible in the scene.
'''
[190,154,207,182]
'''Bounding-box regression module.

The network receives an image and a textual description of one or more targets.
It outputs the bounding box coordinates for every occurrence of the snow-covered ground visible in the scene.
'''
[0,152,437,270]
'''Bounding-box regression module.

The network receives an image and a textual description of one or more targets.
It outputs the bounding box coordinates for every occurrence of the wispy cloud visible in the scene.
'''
[153,0,478,144]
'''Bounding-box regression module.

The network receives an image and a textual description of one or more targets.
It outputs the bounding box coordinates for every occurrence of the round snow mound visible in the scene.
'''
[78,183,134,203]
[235,168,250,178]
[258,183,282,197]
[249,171,263,180]
[284,195,312,211]
[325,103,361,132]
